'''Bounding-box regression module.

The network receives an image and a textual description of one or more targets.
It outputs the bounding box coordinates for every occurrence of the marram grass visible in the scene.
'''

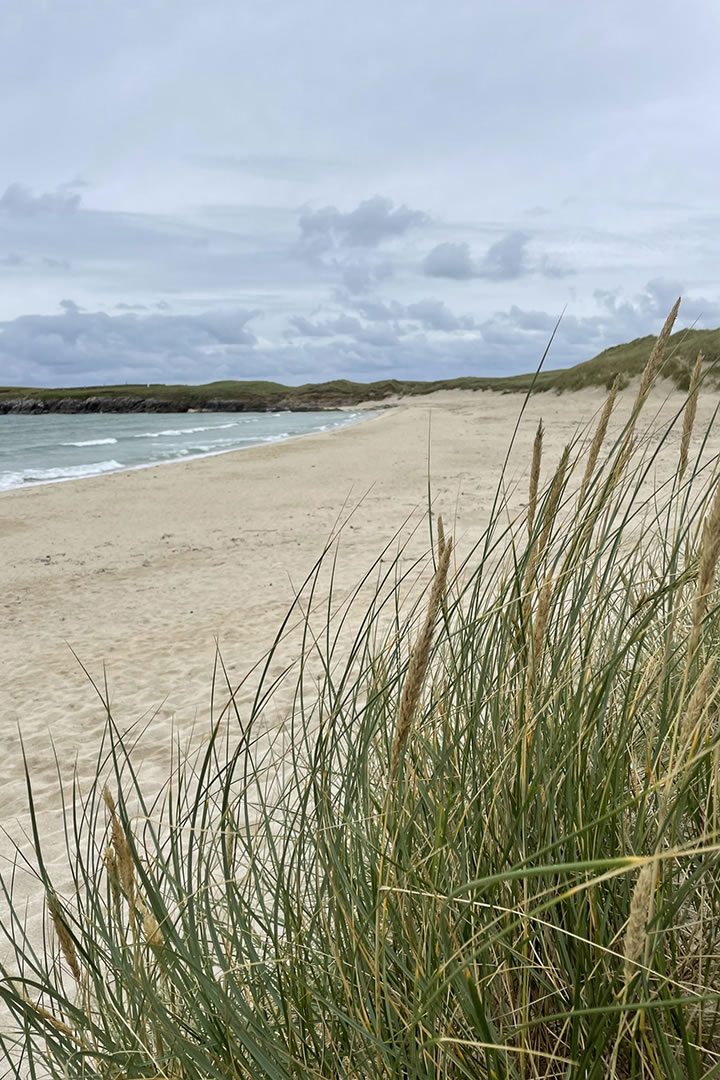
[3,308,720,1078]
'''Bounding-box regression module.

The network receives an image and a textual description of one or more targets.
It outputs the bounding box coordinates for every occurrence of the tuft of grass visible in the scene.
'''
[3,305,720,1077]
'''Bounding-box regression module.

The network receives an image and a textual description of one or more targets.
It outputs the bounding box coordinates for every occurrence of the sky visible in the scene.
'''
[1,0,720,388]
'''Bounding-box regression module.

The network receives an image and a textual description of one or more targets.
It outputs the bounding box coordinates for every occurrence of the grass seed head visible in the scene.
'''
[635,298,681,405]
[689,479,720,658]
[390,527,452,779]
[623,862,656,984]
[528,419,543,536]
[532,576,553,671]
[680,656,715,753]
[139,899,164,949]
[105,787,136,910]
[579,378,619,503]
[679,352,703,481]
[47,892,82,984]
[538,445,570,560]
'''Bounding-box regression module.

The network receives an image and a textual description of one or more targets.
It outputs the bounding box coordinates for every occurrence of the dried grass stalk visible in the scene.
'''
[579,378,619,503]
[524,576,554,720]
[104,844,121,910]
[679,352,703,481]
[688,480,720,660]
[104,785,136,914]
[634,298,681,406]
[390,524,452,778]
[623,862,656,984]
[21,990,74,1039]
[138,897,164,949]
[523,447,569,628]
[47,892,82,984]
[531,576,553,669]
[538,446,569,561]
[528,420,543,536]
[679,657,715,752]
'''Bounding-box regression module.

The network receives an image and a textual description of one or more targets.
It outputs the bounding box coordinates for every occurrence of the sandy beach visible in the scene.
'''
[1,383,716,923]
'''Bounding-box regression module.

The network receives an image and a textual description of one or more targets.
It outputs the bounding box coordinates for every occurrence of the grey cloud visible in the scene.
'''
[405,299,475,331]
[354,324,400,347]
[115,302,149,311]
[287,315,335,338]
[593,278,720,323]
[287,313,364,339]
[422,241,476,280]
[339,264,372,293]
[354,299,397,322]
[0,304,260,386]
[495,306,557,333]
[299,195,428,252]
[6,281,717,389]
[287,297,475,340]
[0,183,81,217]
[331,314,364,335]
[478,279,720,370]
[539,255,574,279]
[339,260,394,294]
[423,232,571,281]
[353,296,475,332]
[43,256,71,270]
[0,252,23,266]
[479,231,530,280]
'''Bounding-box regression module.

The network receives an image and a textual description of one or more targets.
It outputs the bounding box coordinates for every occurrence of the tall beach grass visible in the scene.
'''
[3,304,720,1077]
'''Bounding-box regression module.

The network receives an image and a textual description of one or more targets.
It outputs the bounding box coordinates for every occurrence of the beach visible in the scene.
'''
[0,382,715,921]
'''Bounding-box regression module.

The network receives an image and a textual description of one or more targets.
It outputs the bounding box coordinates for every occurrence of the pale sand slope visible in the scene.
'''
[0,383,717,929]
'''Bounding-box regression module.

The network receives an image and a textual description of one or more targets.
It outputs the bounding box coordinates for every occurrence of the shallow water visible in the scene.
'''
[0,409,366,490]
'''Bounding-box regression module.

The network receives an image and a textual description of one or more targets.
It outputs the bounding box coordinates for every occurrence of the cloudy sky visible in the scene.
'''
[1,0,719,387]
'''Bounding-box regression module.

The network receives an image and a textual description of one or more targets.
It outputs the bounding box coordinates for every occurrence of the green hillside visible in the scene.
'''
[1,325,718,412]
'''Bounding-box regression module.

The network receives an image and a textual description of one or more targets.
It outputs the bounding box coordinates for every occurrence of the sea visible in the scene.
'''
[0,410,367,492]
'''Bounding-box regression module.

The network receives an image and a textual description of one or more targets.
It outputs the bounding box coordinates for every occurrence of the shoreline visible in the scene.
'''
[0,406,383,496]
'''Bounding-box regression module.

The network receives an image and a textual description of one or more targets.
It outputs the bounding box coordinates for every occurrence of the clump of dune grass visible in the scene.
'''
[3,304,720,1078]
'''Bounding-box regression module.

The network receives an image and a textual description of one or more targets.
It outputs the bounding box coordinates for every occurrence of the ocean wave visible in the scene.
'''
[133,422,238,438]
[0,459,124,490]
[61,437,118,447]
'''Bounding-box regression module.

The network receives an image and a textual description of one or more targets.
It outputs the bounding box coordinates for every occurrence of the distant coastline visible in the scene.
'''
[1,325,717,413]
[0,377,508,415]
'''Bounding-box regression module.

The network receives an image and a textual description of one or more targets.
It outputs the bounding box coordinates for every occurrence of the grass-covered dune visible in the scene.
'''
[1,325,720,412]
[3,303,720,1077]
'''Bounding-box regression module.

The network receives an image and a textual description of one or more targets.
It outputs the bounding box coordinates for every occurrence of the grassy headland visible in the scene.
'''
[1,326,720,412]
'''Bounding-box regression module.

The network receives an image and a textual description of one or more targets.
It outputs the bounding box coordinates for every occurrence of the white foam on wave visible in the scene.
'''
[133,422,238,438]
[61,437,118,447]
[0,459,124,491]
[0,411,376,491]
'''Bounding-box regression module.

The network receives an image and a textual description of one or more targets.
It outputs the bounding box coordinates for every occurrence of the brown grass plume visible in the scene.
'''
[390,523,452,779]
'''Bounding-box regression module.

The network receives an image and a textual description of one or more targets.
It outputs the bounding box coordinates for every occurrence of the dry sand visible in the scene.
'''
[1,382,717,931]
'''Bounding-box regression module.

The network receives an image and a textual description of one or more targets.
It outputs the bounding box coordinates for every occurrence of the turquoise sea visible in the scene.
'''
[0,410,367,491]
